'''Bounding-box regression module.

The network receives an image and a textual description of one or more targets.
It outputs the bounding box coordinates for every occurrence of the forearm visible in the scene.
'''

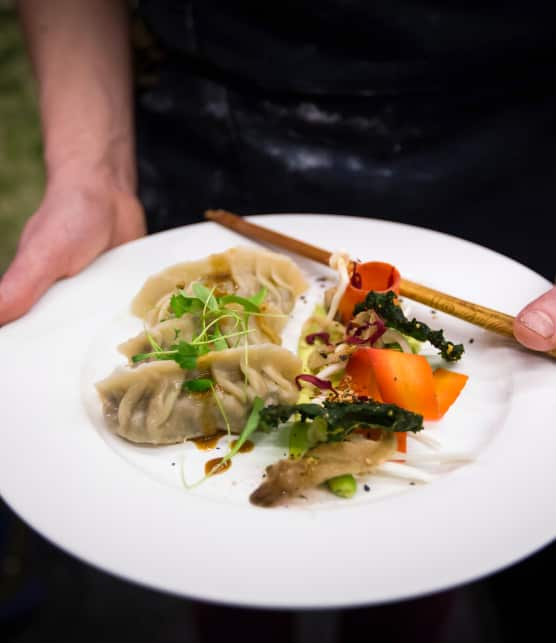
[17,0,136,192]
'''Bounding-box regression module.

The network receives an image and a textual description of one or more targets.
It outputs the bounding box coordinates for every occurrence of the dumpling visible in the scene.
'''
[119,247,308,359]
[118,317,197,361]
[96,344,302,445]
[131,246,308,329]
[118,300,283,362]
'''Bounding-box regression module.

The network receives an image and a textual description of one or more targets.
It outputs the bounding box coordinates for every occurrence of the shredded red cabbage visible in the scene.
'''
[368,316,386,345]
[345,335,369,345]
[295,374,335,391]
[346,321,361,334]
[344,317,387,346]
[351,264,362,289]
[352,323,370,337]
[305,331,331,345]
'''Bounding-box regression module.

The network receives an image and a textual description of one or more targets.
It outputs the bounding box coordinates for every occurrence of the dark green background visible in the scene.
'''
[0,5,44,275]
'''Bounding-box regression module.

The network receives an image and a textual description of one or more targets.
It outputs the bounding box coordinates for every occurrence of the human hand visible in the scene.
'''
[514,285,556,352]
[0,173,146,325]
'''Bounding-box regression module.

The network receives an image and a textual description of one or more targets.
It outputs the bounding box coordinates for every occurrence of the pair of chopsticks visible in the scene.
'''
[204,209,556,359]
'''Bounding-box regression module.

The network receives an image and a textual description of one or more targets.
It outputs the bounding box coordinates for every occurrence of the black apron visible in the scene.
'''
[134,0,556,280]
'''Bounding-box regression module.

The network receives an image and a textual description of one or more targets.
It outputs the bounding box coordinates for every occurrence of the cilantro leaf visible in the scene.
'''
[170,293,204,317]
[183,378,213,392]
[131,340,209,370]
[170,341,208,370]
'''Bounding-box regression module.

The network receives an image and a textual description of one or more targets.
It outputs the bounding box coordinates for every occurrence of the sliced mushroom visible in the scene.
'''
[250,432,396,507]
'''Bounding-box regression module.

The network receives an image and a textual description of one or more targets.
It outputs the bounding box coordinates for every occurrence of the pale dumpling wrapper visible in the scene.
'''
[131,245,308,326]
[96,344,302,445]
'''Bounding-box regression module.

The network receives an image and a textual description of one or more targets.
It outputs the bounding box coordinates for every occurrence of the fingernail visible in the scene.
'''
[518,310,555,339]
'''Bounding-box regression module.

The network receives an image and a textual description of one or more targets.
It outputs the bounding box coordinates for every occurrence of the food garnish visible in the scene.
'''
[354,291,464,362]
[338,260,401,322]
[257,399,423,439]
[131,285,269,369]
[250,432,397,507]
[185,397,265,486]
[326,474,357,498]
[98,246,470,508]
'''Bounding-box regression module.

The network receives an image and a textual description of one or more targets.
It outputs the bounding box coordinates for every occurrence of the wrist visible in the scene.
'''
[40,77,136,194]
[45,153,138,201]
[45,138,137,196]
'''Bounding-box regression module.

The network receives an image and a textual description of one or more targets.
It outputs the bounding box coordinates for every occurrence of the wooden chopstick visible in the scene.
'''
[204,209,556,358]
[205,209,332,266]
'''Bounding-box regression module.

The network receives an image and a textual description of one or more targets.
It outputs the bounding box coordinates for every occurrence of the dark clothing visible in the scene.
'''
[134,1,556,280]
[137,0,555,96]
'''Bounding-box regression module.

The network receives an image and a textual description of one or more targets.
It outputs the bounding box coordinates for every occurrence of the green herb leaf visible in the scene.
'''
[217,287,267,313]
[169,341,209,369]
[192,283,219,311]
[209,397,265,475]
[137,284,269,373]
[170,293,204,317]
[131,352,151,364]
[146,332,163,353]
[208,325,229,351]
[217,294,260,313]
[131,339,207,370]
[183,378,213,392]
[250,287,267,307]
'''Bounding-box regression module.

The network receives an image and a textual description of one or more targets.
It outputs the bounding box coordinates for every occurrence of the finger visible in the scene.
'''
[0,240,66,325]
[513,285,556,351]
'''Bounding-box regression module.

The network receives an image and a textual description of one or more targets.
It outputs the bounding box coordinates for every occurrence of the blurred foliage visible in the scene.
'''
[0,8,45,273]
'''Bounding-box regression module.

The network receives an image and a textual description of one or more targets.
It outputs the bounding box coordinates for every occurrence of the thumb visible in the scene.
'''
[513,285,556,351]
[0,240,65,325]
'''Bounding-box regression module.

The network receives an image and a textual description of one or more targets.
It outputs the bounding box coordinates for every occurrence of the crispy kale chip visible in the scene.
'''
[353,291,464,362]
[258,398,423,441]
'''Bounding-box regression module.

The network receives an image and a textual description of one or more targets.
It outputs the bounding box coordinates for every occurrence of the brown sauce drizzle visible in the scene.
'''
[189,430,227,451]
[205,457,231,475]
[230,439,255,453]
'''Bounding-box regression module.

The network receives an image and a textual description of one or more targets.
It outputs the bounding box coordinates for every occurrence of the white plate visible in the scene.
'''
[1,214,555,609]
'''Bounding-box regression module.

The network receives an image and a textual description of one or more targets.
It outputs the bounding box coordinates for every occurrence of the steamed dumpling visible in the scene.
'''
[131,246,308,328]
[120,247,308,358]
[96,345,302,445]
[118,317,197,361]
[118,301,283,361]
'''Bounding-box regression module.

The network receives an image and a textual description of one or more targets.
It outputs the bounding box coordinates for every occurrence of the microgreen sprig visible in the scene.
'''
[203,396,264,477]
[133,285,270,370]
[180,396,264,489]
